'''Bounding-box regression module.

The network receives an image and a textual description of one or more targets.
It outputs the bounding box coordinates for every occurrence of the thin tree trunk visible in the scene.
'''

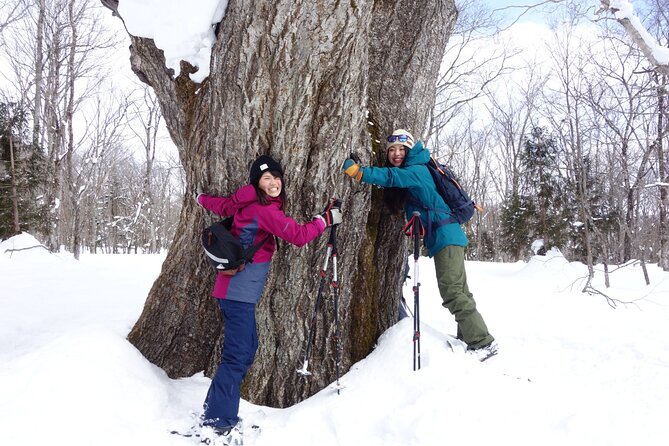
[657,74,668,270]
[66,0,79,259]
[33,0,45,148]
[9,132,21,234]
[105,0,457,407]
[141,90,159,253]
[577,156,596,289]
[44,21,63,252]
[640,255,650,286]
[603,246,610,288]
[624,184,634,262]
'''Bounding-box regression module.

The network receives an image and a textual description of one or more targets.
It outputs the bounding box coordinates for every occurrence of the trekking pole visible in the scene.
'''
[401,261,414,318]
[297,199,342,378]
[403,211,425,371]
[329,223,343,393]
[296,232,332,376]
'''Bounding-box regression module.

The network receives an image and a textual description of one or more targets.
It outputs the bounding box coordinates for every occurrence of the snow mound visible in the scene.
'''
[0,326,173,446]
[514,247,587,290]
[0,233,59,262]
[1,232,45,251]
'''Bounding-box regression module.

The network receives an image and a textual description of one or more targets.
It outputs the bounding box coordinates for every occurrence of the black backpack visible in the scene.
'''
[410,156,481,227]
[202,218,270,273]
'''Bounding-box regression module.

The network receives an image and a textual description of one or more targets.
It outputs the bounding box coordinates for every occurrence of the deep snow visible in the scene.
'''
[1,232,668,446]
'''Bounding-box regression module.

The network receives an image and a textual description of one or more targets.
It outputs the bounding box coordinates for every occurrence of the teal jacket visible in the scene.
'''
[360,140,468,256]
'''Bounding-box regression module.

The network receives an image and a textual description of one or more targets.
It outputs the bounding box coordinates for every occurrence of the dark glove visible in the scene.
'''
[316,199,343,227]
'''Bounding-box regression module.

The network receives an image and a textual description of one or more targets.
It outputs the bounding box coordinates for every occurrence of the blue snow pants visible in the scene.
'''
[203,299,258,429]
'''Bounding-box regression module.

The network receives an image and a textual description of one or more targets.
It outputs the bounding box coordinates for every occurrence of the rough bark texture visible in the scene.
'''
[657,76,668,271]
[104,0,457,407]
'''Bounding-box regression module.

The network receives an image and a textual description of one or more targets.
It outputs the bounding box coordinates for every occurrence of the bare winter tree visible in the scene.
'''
[654,72,669,271]
[599,0,669,76]
[485,70,545,202]
[2,0,113,250]
[435,103,500,260]
[584,56,651,262]
[32,0,45,148]
[127,85,162,253]
[427,0,517,146]
[76,90,132,253]
[0,98,23,235]
[541,15,603,279]
[101,0,458,407]
[643,0,669,271]
[0,0,28,34]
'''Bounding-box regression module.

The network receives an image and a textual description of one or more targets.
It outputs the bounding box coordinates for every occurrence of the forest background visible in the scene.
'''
[1,0,668,273]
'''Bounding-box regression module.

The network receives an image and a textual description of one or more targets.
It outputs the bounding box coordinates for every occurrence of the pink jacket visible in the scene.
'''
[198,184,325,303]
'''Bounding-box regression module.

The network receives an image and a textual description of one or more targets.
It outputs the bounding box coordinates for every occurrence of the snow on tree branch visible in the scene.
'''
[600,0,669,75]
[110,0,229,83]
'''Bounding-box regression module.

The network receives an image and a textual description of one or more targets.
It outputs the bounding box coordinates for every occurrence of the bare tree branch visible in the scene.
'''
[599,0,669,76]
[0,0,29,34]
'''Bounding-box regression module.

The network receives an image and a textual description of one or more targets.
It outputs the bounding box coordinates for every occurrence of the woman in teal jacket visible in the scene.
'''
[343,129,497,360]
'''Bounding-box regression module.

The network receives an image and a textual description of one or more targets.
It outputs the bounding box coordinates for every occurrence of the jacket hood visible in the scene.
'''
[404,140,430,166]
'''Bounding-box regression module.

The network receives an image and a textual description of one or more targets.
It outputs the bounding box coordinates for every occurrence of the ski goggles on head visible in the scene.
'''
[387,134,411,144]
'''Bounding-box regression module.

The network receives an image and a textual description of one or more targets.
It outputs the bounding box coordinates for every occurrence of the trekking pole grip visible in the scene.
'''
[328,222,337,248]
[411,211,422,259]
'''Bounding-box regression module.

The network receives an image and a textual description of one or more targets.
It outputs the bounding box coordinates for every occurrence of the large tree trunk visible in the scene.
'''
[104,0,457,407]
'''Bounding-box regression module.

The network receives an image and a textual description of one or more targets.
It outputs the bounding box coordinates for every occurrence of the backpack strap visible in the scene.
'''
[406,196,459,231]
[208,217,272,266]
[241,232,272,263]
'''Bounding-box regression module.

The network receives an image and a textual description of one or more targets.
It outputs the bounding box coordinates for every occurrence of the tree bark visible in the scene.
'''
[600,0,669,77]
[66,0,80,259]
[44,33,63,252]
[33,0,45,148]
[106,0,457,407]
[8,131,21,234]
[657,74,668,270]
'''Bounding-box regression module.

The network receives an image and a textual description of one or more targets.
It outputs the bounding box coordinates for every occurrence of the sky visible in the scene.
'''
[111,0,669,87]
[111,0,559,85]
[1,232,668,446]
[480,0,555,23]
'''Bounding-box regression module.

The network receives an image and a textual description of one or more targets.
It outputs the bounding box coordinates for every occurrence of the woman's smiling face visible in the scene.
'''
[387,144,406,167]
[258,171,282,197]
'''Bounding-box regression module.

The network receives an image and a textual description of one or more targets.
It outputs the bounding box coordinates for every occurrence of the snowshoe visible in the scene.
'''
[200,421,243,446]
[444,334,467,352]
[467,340,499,362]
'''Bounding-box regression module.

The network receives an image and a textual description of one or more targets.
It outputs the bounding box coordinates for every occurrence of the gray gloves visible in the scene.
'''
[315,199,343,227]
[193,185,204,206]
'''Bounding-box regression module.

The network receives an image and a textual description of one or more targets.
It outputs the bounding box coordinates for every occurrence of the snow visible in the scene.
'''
[608,0,669,65]
[1,233,669,446]
[113,0,669,83]
[117,0,229,83]
[530,239,544,255]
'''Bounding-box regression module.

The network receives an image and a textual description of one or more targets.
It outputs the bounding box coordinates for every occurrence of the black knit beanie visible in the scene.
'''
[249,155,283,184]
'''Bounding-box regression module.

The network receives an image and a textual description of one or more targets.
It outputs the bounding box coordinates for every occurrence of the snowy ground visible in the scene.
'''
[1,233,668,446]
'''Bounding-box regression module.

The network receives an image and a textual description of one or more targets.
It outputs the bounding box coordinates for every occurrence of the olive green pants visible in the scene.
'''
[433,245,494,349]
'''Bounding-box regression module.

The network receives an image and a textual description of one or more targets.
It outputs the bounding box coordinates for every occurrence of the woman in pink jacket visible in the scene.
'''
[195,155,341,444]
